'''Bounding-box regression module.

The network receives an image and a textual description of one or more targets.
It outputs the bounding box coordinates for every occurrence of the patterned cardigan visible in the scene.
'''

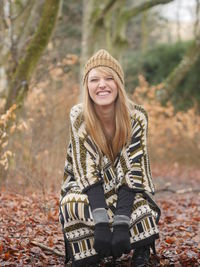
[61,102,155,199]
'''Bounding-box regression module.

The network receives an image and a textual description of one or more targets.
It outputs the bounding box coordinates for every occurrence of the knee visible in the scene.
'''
[60,192,92,222]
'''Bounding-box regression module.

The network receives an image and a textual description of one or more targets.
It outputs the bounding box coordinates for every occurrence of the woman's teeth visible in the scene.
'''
[97,91,110,96]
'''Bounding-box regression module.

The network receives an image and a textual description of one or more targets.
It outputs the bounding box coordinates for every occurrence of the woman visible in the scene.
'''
[59,49,161,267]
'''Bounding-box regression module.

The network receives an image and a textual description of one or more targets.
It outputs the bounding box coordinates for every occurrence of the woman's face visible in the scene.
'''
[87,68,118,108]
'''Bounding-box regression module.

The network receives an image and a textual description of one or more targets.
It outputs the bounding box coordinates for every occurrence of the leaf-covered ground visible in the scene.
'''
[0,183,199,266]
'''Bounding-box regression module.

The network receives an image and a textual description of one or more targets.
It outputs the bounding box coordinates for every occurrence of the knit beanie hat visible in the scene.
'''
[83,49,124,84]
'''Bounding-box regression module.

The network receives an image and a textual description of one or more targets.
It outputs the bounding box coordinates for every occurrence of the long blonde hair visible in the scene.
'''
[83,66,132,162]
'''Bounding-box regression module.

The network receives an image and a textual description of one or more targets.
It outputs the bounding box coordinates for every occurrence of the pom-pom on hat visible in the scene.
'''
[83,49,124,84]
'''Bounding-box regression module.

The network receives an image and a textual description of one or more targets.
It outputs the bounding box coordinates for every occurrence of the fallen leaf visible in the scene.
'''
[165,236,177,244]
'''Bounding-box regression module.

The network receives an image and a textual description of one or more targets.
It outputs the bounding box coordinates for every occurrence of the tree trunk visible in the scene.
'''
[162,41,200,102]
[80,0,95,76]
[0,0,12,98]
[5,0,61,111]
[141,11,148,53]
[16,1,44,56]
[194,0,200,38]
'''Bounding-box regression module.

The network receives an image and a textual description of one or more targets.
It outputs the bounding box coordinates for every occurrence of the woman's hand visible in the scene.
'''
[94,223,112,257]
[111,224,131,258]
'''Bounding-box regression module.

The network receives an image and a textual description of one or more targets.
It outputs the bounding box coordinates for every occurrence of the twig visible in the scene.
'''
[30,240,65,257]
[155,188,176,193]
[155,186,200,194]
[0,234,30,239]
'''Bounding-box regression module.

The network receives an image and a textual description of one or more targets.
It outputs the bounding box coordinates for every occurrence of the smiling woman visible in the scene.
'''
[59,49,161,267]
[87,68,118,108]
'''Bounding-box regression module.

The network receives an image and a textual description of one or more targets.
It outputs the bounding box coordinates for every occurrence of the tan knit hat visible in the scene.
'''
[83,49,124,84]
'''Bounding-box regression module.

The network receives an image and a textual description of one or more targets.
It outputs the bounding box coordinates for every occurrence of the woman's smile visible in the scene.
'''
[96,90,111,96]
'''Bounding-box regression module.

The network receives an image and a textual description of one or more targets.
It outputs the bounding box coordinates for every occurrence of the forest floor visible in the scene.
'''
[0,170,200,267]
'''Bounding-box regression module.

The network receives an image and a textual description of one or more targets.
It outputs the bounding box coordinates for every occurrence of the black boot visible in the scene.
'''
[132,245,150,267]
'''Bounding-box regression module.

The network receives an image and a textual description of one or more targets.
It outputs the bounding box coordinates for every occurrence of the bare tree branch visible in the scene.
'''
[194,0,200,38]
[31,241,65,257]
[2,0,11,29]
[121,0,174,21]
[162,40,200,101]
[94,0,118,25]
[9,0,33,22]
[155,183,200,194]
[16,1,43,55]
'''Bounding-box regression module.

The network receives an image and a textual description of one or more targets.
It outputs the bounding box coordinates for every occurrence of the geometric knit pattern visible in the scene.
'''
[59,102,160,266]
[60,185,159,265]
[61,102,155,195]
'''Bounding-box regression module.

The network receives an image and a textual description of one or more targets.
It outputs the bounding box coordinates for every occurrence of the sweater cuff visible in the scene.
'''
[113,215,130,227]
[92,208,109,224]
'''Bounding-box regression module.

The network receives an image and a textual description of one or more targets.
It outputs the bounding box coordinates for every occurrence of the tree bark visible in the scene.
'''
[162,40,200,102]
[93,0,118,26]
[81,0,95,73]
[110,0,174,53]
[5,0,61,111]
[120,0,173,22]
[194,0,200,38]
[15,1,44,56]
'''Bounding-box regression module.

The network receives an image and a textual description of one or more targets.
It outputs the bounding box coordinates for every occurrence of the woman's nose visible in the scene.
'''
[99,78,106,88]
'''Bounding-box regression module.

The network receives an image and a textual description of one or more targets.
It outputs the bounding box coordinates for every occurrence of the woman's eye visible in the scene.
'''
[106,77,113,81]
[90,79,98,82]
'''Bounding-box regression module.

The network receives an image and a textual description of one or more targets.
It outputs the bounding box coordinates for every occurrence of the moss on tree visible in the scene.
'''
[5,0,61,110]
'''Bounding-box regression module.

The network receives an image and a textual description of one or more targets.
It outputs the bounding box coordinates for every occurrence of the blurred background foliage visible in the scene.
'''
[125,40,200,110]
[0,0,199,191]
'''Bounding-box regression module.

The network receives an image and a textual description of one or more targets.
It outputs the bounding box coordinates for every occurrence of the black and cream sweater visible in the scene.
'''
[61,102,155,197]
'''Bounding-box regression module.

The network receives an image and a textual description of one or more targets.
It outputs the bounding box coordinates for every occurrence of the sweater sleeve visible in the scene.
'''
[86,183,107,211]
[116,106,155,194]
[115,185,135,218]
[60,142,76,198]
[70,107,103,193]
